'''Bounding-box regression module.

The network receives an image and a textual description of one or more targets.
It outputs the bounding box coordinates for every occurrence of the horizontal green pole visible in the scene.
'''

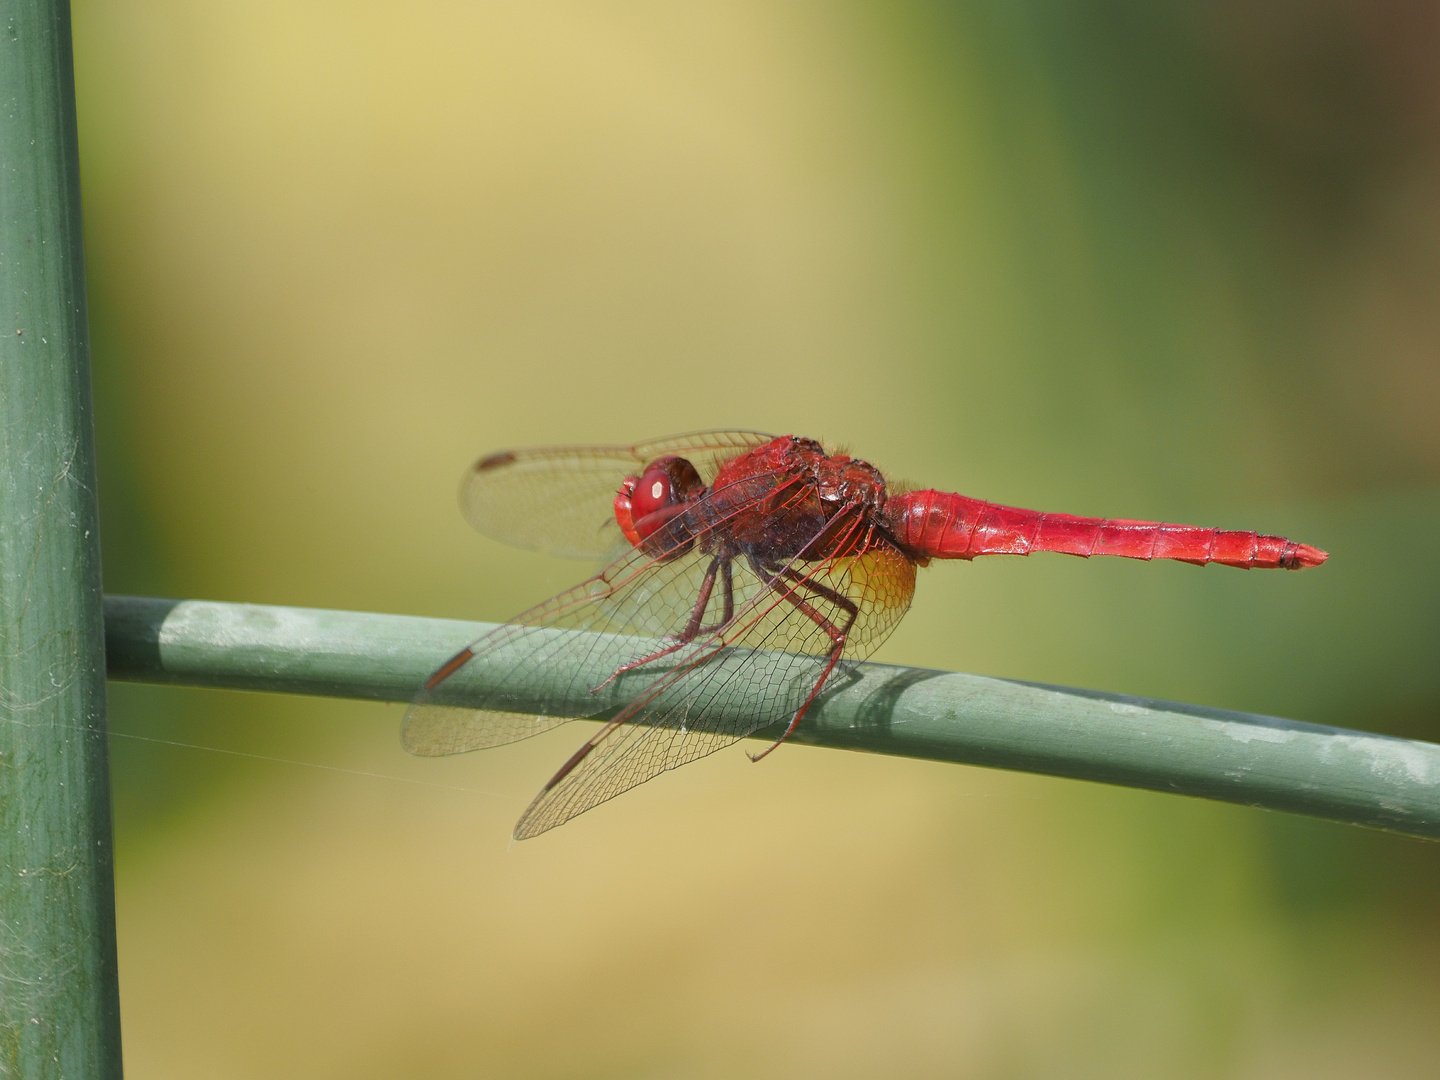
[103,595,1440,840]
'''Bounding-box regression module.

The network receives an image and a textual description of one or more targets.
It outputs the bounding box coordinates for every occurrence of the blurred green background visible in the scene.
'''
[73,2,1439,1077]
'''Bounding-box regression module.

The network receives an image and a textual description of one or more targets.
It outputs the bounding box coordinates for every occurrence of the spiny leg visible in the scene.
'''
[711,558,735,631]
[747,558,859,762]
[592,553,732,691]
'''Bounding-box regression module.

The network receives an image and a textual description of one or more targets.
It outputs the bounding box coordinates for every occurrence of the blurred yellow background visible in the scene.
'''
[73,2,1440,1077]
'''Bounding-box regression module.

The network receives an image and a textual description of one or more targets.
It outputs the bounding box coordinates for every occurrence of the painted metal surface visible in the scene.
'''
[105,596,1440,840]
[0,1,122,1074]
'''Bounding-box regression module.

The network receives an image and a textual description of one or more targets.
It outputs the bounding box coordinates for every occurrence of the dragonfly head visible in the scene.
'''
[615,455,705,548]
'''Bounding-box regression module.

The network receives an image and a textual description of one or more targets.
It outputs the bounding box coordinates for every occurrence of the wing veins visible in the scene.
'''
[514,511,899,836]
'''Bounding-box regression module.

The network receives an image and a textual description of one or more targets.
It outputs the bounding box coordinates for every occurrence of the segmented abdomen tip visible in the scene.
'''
[1282,542,1328,569]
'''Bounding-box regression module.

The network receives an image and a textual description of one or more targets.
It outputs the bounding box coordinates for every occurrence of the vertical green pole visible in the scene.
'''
[0,0,122,1076]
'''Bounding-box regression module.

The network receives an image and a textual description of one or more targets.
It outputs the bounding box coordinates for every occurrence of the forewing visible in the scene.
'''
[458,430,775,559]
[402,542,740,755]
[512,533,919,839]
[404,462,798,756]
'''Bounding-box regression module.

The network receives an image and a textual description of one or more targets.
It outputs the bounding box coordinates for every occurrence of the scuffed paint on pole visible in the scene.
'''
[104,597,1440,841]
[0,0,123,1075]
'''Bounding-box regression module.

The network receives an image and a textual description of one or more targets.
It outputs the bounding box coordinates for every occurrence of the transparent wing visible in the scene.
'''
[404,464,805,756]
[400,540,757,755]
[407,468,918,839]
[458,430,776,559]
[511,534,917,839]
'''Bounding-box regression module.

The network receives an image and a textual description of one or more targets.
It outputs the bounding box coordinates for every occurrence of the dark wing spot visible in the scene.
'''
[475,451,517,471]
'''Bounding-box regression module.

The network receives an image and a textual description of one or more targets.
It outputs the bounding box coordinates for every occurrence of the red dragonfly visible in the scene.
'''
[404,431,1327,839]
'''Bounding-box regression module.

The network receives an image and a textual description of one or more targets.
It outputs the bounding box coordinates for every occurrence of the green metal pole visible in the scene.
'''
[0,0,122,1075]
[104,597,1440,840]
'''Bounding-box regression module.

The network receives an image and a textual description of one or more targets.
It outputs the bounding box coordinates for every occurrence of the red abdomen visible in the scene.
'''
[884,490,1327,570]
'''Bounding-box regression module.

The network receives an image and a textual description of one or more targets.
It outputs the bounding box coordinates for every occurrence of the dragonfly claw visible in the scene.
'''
[747,736,785,763]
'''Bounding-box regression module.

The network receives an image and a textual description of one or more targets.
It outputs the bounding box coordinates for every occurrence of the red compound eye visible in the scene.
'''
[631,466,674,520]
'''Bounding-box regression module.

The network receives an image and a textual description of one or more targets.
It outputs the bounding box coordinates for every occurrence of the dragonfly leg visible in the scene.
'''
[747,561,859,762]
[591,554,730,692]
[698,557,735,635]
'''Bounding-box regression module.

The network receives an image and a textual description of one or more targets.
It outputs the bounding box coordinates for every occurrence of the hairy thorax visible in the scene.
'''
[703,436,890,563]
